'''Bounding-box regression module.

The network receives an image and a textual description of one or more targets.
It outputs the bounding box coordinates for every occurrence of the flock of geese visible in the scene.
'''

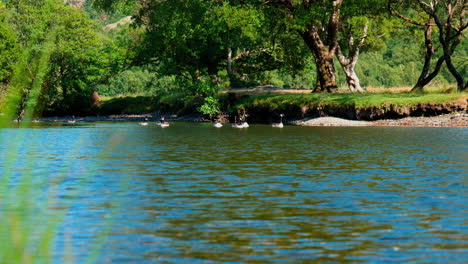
[13,114,285,128]
[139,117,170,127]
[139,114,285,128]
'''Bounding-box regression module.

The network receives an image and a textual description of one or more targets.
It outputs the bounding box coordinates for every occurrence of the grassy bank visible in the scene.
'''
[45,89,466,122]
[229,92,467,121]
[231,92,466,110]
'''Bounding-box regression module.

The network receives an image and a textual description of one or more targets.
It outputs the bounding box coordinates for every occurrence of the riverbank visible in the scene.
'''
[37,111,468,127]
[7,89,466,127]
[228,92,467,122]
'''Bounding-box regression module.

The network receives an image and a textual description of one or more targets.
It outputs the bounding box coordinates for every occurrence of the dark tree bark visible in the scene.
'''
[300,27,338,92]
[411,19,446,92]
[430,0,468,91]
[267,0,343,92]
[389,0,467,91]
[298,0,343,92]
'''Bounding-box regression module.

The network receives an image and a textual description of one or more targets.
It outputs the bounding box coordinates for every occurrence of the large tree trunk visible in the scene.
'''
[335,23,367,93]
[313,45,338,93]
[341,63,363,92]
[300,29,338,92]
[227,46,232,75]
[431,2,466,91]
[298,0,342,92]
[411,20,445,92]
[274,0,342,92]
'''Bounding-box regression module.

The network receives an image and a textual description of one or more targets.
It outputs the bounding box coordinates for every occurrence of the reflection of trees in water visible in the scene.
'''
[150,192,384,263]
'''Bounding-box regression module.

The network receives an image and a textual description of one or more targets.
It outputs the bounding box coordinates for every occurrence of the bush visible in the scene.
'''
[197,96,220,118]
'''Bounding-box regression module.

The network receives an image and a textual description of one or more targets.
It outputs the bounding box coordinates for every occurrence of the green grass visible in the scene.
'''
[94,90,467,119]
[231,92,467,111]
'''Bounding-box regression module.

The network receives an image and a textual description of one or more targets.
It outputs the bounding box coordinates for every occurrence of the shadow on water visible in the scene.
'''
[0,122,467,263]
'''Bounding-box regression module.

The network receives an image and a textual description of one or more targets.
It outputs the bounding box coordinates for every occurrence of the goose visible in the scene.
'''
[241,114,249,128]
[139,118,149,126]
[214,120,223,128]
[232,116,249,128]
[158,117,170,128]
[231,116,243,128]
[67,116,76,124]
[272,114,284,128]
[13,117,22,123]
[232,122,245,128]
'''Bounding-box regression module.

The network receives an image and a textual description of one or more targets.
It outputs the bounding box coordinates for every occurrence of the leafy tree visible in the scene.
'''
[197,96,221,119]
[43,4,106,114]
[254,0,345,92]
[336,0,391,92]
[239,0,391,93]
[389,0,467,91]
[2,0,115,115]
[0,3,19,84]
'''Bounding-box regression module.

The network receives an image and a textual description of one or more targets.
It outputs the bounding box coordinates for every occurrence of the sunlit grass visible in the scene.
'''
[94,85,466,117]
[230,90,467,112]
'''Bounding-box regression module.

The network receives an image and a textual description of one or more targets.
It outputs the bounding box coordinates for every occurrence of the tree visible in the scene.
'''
[335,0,390,92]
[0,4,19,84]
[3,0,111,115]
[246,0,390,92]
[389,0,467,91]
[262,0,344,92]
[43,4,106,114]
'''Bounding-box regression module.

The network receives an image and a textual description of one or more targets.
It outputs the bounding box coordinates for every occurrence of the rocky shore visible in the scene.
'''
[293,112,468,127]
[372,112,468,127]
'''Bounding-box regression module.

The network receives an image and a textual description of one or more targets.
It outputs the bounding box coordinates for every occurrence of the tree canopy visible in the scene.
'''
[0,0,466,117]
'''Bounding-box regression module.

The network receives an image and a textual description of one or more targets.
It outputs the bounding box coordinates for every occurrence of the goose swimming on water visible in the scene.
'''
[139,118,149,126]
[158,117,169,127]
[214,119,223,128]
[272,114,284,128]
[232,116,247,128]
[242,114,249,127]
[67,116,76,124]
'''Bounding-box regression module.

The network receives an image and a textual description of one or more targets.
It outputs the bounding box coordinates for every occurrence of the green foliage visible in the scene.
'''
[0,0,123,115]
[0,6,19,83]
[44,4,107,115]
[96,67,156,96]
[1,0,466,117]
[197,96,220,118]
[232,92,466,112]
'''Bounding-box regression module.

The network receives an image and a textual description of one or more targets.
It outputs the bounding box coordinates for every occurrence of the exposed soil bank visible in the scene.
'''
[234,100,467,123]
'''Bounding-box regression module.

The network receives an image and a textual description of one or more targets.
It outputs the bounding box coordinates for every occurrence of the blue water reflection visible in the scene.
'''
[0,122,466,263]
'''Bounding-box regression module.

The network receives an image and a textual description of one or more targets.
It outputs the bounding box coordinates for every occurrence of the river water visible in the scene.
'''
[0,122,466,263]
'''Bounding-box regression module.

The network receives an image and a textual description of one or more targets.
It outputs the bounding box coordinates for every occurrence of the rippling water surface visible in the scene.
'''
[0,122,467,263]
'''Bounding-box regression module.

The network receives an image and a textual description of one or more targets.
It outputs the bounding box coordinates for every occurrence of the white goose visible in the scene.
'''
[67,116,76,124]
[231,116,244,128]
[272,114,284,128]
[158,117,170,128]
[214,120,223,128]
[241,114,249,128]
[232,115,249,128]
[139,118,149,126]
